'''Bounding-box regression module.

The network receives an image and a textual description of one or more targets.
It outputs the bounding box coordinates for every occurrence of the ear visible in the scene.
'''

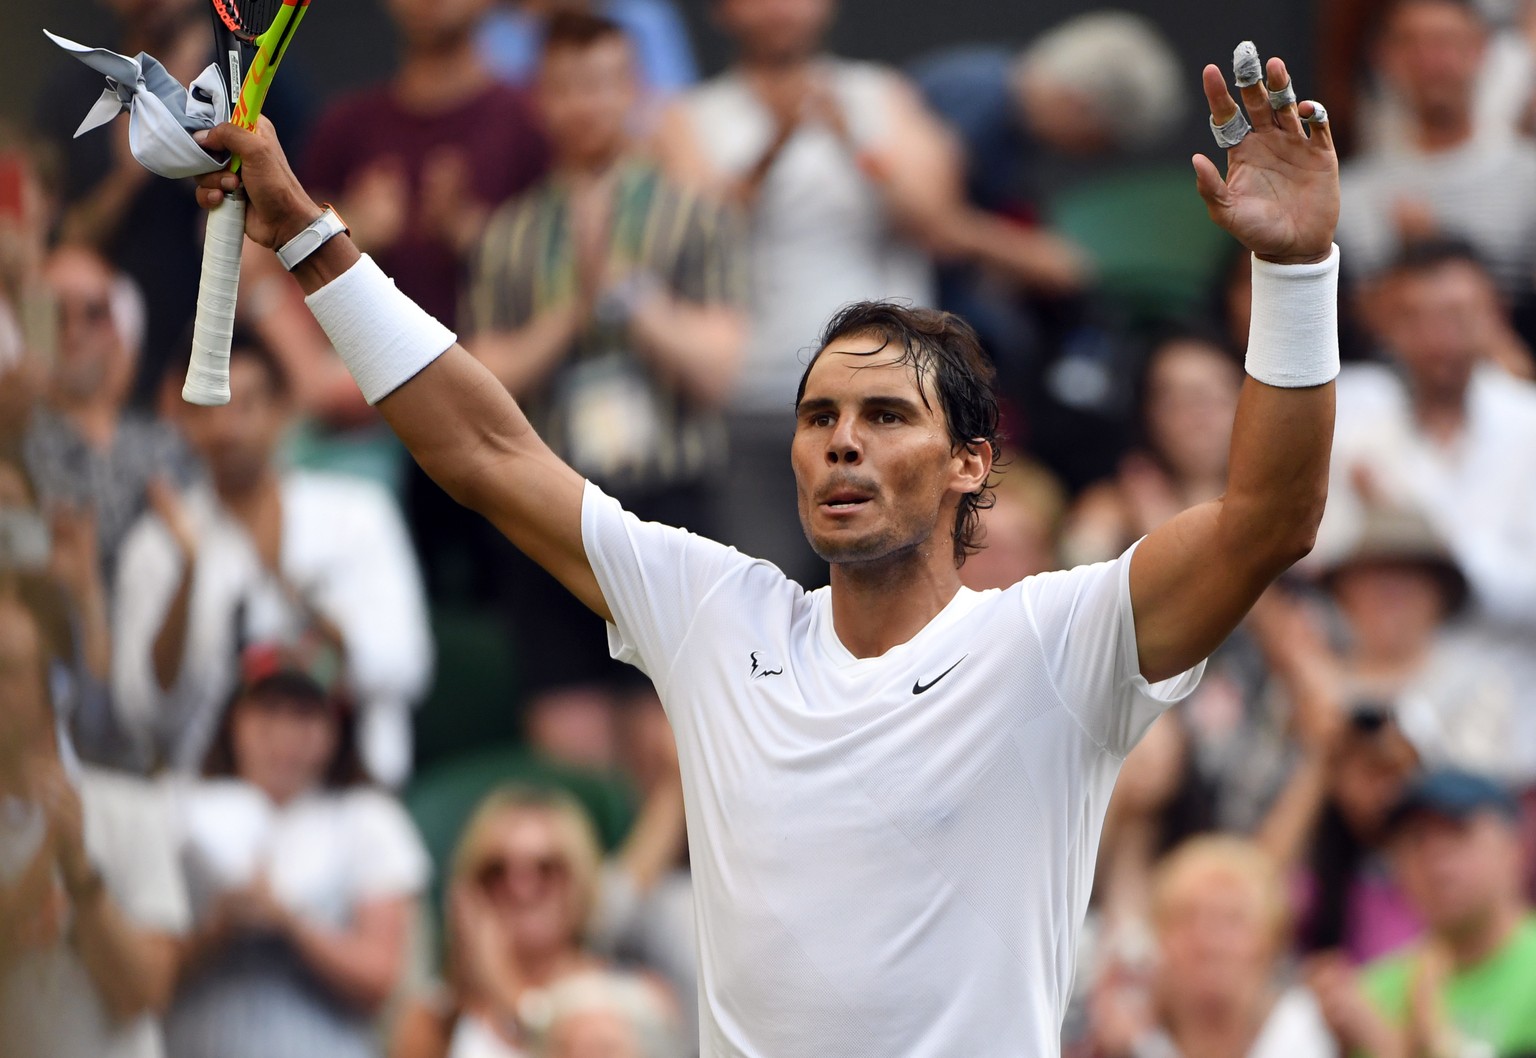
[952,438,993,497]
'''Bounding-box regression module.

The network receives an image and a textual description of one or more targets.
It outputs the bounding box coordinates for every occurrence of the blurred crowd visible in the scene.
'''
[3,0,1536,1055]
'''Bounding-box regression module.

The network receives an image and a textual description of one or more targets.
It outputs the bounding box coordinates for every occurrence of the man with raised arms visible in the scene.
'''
[191,43,1340,1058]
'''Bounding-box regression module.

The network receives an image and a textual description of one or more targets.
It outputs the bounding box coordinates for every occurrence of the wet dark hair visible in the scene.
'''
[201,677,367,789]
[796,301,1002,566]
[541,10,628,55]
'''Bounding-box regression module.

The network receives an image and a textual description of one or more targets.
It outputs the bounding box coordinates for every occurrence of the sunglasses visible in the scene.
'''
[475,853,571,894]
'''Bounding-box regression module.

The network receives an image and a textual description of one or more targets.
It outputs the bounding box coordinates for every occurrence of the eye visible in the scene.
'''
[810,412,835,427]
[873,410,903,425]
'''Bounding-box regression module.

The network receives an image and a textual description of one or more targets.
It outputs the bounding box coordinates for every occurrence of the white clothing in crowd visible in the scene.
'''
[111,470,433,787]
[0,767,190,1058]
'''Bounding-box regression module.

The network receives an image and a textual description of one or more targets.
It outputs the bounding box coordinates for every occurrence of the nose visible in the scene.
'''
[825,416,861,465]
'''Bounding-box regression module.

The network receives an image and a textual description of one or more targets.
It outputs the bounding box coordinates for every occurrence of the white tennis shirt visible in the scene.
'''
[583,483,1205,1057]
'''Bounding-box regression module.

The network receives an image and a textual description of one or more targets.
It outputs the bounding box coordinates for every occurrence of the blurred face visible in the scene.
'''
[386,0,491,51]
[538,38,638,167]
[1378,1,1486,128]
[1376,263,1497,402]
[1144,341,1241,483]
[43,247,129,405]
[230,694,338,803]
[1331,725,1419,835]
[0,601,50,763]
[1155,864,1277,1009]
[1394,811,1524,937]
[546,1009,644,1058]
[792,345,972,567]
[1331,561,1447,659]
[715,0,834,65]
[177,354,286,496]
[475,808,583,956]
[959,489,1056,591]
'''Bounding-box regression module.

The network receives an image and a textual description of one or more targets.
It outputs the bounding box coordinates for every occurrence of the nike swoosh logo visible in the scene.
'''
[912,655,967,695]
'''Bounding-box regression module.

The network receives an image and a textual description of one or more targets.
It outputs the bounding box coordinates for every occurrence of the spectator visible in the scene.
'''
[464,11,745,767]
[530,971,683,1058]
[655,0,960,583]
[112,334,432,786]
[23,245,198,588]
[1313,240,1536,779]
[0,454,126,768]
[0,131,52,440]
[302,0,549,598]
[1061,332,1243,567]
[1335,0,1536,299]
[1309,770,1536,1058]
[0,592,188,1058]
[477,0,699,95]
[392,779,687,1058]
[1091,836,1336,1058]
[167,643,429,1058]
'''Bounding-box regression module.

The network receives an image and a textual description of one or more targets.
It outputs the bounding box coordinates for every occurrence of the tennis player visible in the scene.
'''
[194,49,1340,1057]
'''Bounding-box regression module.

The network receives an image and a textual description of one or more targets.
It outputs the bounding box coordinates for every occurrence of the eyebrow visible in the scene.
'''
[795,394,927,417]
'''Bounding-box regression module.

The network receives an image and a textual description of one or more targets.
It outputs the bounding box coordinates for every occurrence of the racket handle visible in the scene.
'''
[184,194,247,406]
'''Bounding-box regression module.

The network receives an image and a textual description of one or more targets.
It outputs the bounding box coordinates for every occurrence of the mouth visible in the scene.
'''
[817,487,875,517]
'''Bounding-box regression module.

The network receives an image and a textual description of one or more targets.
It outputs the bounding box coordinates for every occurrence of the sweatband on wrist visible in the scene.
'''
[1244,243,1341,388]
[303,254,457,405]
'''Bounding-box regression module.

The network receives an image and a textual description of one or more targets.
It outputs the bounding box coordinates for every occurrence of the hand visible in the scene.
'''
[1118,453,1183,537]
[47,504,102,604]
[222,873,294,936]
[193,118,324,251]
[420,149,487,256]
[1305,952,1405,1057]
[449,881,522,1010]
[342,157,410,255]
[147,478,199,562]
[1193,55,1339,264]
[1090,960,1157,1058]
[31,759,90,888]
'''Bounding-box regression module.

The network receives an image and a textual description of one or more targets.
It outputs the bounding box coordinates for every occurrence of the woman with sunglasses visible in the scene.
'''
[392,776,686,1058]
[165,643,430,1058]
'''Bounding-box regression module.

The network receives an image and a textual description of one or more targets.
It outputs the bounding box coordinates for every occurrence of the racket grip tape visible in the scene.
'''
[184,194,248,406]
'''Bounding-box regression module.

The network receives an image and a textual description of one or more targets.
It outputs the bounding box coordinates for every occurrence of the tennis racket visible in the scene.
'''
[183,0,311,406]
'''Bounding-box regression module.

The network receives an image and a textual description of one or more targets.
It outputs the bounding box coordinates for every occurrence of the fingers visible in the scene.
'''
[1232,43,1277,132]
[1267,57,1303,136]
[1202,63,1239,127]
[1299,99,1335,153]
[1191,153,1229,210]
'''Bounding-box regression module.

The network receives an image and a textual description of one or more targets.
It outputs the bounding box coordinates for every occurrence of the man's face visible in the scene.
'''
[387,0,491,50]
[715,0,834,65]
[1377,1,1485,127]
[791,342,969,566]
[43,248,130,405]
[177,355,286,495]
[537,38,638,166]
[1376,263,1496,399]
[1394,810,1524,937]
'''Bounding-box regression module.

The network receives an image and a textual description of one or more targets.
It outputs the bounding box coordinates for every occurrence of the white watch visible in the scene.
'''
[276,205,349,271]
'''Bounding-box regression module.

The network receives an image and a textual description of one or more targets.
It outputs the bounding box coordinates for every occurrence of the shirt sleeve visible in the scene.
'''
[581,481,758,694]
[1020,541,1205,758]
[346,790,431,901]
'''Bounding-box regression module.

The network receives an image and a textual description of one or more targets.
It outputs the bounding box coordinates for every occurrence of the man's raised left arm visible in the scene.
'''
[1131,49,1340,682]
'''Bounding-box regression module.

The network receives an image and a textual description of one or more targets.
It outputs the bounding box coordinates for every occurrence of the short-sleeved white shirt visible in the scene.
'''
[581,484,1205,1058]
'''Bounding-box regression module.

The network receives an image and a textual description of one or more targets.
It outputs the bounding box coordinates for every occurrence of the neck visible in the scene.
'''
[1412,384,1470,445]
[516,945,580,990]
[557,145,627,180]
[1351,637,1430,681]
[1414,112,1474,153]
[828,544,962,658]
[741,52,817,80]
[1444,903,1525,970]
[219,470,281,523]
[1167,990,1266,1058]
[394,37,490,111]
[53,392,119,449]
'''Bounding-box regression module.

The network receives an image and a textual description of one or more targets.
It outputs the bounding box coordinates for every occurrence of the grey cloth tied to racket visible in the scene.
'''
[44,30,230,179]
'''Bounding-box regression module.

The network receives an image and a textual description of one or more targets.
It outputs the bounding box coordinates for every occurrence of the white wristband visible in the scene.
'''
[303,254,457,405]
[1244,243,1341,388]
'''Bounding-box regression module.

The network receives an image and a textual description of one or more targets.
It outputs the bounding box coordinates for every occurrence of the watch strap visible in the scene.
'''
[276,205,350,272]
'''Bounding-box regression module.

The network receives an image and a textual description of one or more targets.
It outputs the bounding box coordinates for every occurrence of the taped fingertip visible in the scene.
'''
[1233,41,1262,87]
[1301,101,1329,125]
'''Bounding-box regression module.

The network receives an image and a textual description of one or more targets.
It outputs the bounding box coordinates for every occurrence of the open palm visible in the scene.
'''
[1192,55,1339,265]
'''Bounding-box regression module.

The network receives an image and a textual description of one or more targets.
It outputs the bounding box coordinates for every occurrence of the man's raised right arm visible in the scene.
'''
[193,120,610,621]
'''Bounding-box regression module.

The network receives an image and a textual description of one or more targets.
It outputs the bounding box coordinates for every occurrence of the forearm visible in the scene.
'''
[283,904,407,1011]
[617,778,687,896]
[944,211,1089,295]
[467,310,577,396]
[151,569,194,693]
[629,298,744,406]
[72,579,112,682]
[1255,751,1328,869]
[60,174,144,247]
[70,894,179,1020]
